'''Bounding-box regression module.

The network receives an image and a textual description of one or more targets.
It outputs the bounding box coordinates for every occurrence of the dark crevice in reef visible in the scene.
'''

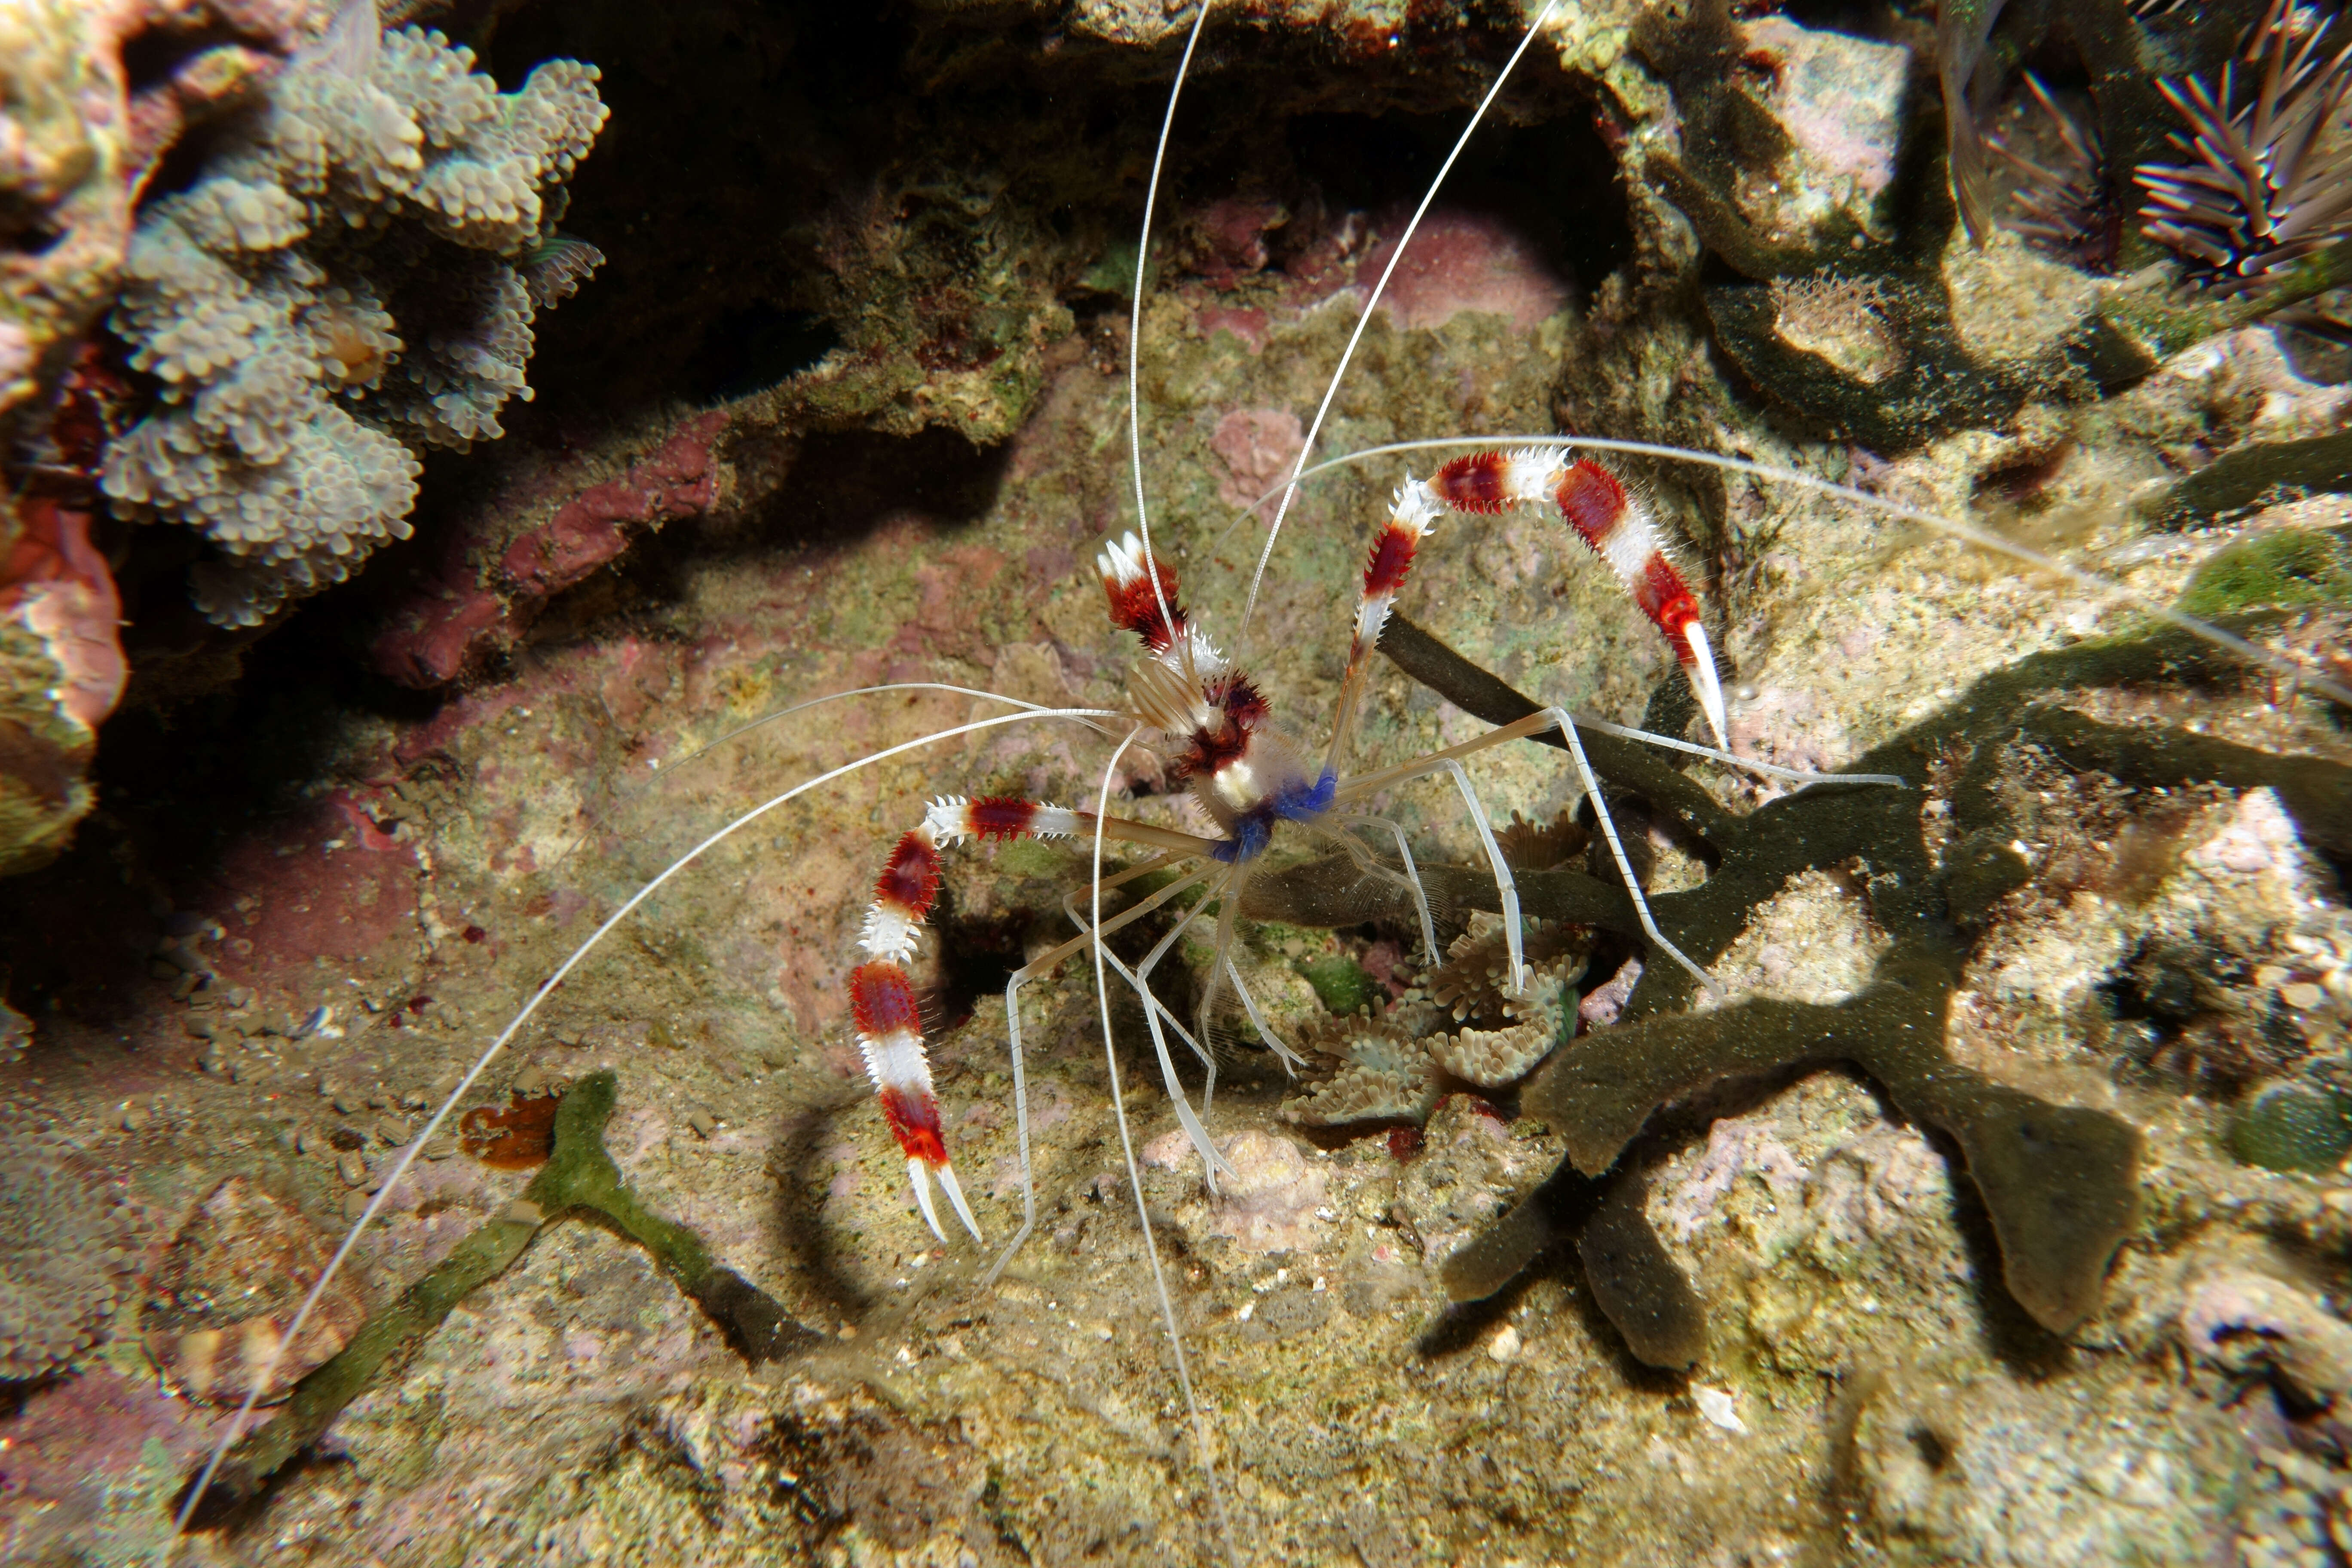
[185,1071,819,1519]
[1275,105,1635,300]
[1243,609,2352,1367]
[0,572,442,1023]
[482,0,1622,442]
[685,304,847,407]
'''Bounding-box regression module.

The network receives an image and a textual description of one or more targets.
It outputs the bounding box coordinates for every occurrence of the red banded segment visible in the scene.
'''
[1363,523,1420,598]
[1635,557,1702,658]
[1434,453,1513,513]
[843,831,982,1243]
[1553,459,1628,550]
[879,1086,947,1166]
[873,831,942,916]
[848,961,922,1039]
[967,797,1042,840]
[1103,560,1186,652]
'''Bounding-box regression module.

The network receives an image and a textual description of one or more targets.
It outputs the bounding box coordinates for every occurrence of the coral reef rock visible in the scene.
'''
[0,0,315,874]
[140,1176,366,1404]
[1847,1363,2244,1566]
[0,1108,140,1381]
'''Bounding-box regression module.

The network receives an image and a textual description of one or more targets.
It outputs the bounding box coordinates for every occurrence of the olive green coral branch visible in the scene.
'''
[184,1071,812,1513]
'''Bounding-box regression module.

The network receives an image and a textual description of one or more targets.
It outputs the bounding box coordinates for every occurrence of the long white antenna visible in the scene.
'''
[1130,1,1216,645]
[161,703,1118,1561]
[1237,0,1564,643]
[1086,728,1237,1565]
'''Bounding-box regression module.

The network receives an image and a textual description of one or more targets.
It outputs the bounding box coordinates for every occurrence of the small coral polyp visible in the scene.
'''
[98,0,607,628]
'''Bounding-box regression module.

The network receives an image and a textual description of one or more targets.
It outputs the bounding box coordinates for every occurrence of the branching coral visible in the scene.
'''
[1246,610,2352,1358]
[2135,0,2352,298]
[98,0,607,627]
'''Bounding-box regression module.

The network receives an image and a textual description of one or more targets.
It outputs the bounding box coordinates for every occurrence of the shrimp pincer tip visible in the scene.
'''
[905,1157,982,1245]
[1096,532,1150,585]
[1682,621,1730,753]
[907,1158,947,1242]
[935,1161,983,1242]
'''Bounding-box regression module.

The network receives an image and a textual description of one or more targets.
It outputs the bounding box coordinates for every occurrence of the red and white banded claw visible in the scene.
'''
[1403,450,1732,752]
[848,826,980,1242]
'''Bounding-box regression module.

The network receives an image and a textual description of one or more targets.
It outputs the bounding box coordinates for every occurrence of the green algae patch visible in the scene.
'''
[2177,527,2352,618]
[1296,954,1377,1016]
[993,838,1069,879]
[195,1071,812,1510]
[2228,1081,2352,1173]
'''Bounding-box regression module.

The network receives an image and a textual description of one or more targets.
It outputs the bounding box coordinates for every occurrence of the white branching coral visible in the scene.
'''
[99,0,608,627]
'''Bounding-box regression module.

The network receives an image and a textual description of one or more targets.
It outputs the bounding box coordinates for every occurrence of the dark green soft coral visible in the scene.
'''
[1246,611,2352,1362]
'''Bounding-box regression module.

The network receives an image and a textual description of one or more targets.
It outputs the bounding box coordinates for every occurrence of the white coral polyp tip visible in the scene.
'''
[1684,621,1729,752]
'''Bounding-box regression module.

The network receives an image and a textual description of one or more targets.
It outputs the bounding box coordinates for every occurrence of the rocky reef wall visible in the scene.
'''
[3,1,2351,1564]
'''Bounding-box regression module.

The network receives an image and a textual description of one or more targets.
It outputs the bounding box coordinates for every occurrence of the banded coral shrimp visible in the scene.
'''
[129,2,2352,1565]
